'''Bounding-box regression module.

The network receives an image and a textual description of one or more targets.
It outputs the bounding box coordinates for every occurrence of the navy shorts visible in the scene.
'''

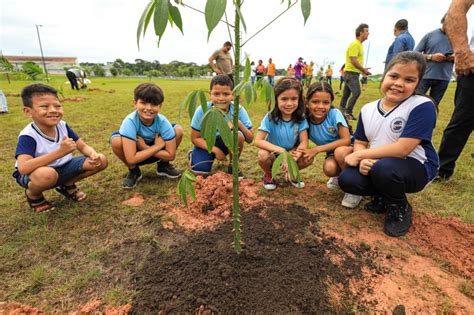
[189,135,229,174]
[13,155,86,188]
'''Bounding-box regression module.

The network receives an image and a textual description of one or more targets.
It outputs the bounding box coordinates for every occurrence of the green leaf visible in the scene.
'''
[169,4,184,34]
[154,0,169,45]
[287,153,298,181]
[244,82,252,105]
[301,0,311,25]
[188,91,198,119]
[144,1,157,37]
[186,179,196,200]
[272,152,285,179]
[197,90,208,114]
[184,170,197,181]
[235,3,246,33]
[137,0,154,49]
[243,58,251,81]
[177,175,188,207]
[201,110,217,152]
[215,110,233,150]
[205,0,227,41]
[233,80,246,96]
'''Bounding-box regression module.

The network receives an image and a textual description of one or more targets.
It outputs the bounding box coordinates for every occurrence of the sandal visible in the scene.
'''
[55,184,87,202]
[25,189,55,213]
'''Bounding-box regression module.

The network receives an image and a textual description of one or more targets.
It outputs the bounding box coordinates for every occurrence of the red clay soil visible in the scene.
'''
[130,203,385,313]
[121,193,145,207]
[323,211,474,313]
[162,172,264,230]
[0,300,131,315]
[62,97,85,102]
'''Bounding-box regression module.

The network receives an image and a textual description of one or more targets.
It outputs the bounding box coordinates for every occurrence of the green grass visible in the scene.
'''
[0,75,472,310]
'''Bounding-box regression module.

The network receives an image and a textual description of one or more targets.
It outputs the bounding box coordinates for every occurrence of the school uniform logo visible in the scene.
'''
[390,117,406,133]
[327,126,337,135]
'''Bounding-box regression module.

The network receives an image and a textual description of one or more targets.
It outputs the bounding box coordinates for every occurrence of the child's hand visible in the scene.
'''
[212,147,226,161]
[136,136,148,150]
[290,150,302,161]
[59,136,77,154]
[359,159,377,175]
[344,152,362,167]
[88,151,102,167]
[154,134,165,150]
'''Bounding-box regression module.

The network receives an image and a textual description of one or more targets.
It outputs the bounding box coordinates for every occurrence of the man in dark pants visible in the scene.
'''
[437,0,474,180]
[339,24,371,121]
[66,68,81,90]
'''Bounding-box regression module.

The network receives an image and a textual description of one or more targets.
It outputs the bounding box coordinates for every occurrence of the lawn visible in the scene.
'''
[0,76,472,312]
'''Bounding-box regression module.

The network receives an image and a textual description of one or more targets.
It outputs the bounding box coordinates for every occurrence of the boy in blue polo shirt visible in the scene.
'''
[189,74,253,176]
[111,83,183,188]
[13,84,108,213]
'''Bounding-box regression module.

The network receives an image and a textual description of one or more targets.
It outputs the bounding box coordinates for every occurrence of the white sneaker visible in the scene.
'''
[326,177,339,190]
[290,179,305,189]
[341,193,362,208]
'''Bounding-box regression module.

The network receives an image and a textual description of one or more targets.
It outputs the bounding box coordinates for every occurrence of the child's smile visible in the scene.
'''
[25,94,64,131]
[307,92,332,123]
[277,89,299,120]
[135,99,160,124]
[382,62,420,108]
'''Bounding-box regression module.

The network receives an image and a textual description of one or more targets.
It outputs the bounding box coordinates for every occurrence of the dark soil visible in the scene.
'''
[130,203,383,313]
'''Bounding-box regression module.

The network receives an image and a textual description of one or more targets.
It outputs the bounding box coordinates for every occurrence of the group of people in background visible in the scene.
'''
[10,0,473,240]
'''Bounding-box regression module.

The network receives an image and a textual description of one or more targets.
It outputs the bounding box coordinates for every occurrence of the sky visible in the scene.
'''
[1,0,472,75]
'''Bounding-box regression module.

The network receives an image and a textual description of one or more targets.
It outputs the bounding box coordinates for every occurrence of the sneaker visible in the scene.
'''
[290,178,305,189]
[384,203,412,237]
[341,193,362,208]
[365,195,386,213]
[123,171,142,189]
[156,161,181,179]
[326,176,339,190]
[262,173,276,190]
[227,165,244,180]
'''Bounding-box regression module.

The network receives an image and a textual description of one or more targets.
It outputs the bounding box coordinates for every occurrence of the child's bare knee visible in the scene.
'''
[258,150,271,163]
[30,167,58,186]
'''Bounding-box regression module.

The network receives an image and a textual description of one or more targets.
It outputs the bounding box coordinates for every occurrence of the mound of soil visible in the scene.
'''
[0,300,131,314]
[62,97,85,102]
[131,203,384,313]
[408,213,474,277]
[163,172,264,230]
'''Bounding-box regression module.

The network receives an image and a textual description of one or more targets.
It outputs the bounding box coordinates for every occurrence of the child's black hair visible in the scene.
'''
[270,77,305,123]
[210,74,234,90]
[134,83,165,105]
[21,84,59,108]
[305,82,353,134]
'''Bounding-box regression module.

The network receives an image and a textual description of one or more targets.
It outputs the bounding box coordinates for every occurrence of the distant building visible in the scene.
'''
[3,55,78,75]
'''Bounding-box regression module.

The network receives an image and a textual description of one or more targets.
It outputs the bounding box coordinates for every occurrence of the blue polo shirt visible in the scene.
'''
[385,31,415,67]
[415,28,454,81]
[258,113,309,150]
[119,111,175,145]
[308,108,348,145]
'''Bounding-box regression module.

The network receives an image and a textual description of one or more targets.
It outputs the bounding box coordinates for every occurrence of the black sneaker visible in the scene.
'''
[384,203,412,237]
[365,196,386,213]
[123,171,142,189]
[227,165,244,180]
[156,161,181,179]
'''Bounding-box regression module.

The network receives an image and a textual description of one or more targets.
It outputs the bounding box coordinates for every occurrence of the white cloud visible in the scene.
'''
[2,0,470,74]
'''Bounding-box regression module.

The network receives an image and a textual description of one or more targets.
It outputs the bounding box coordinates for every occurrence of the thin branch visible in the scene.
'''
[179,1,235,28]
[241,0,298,47]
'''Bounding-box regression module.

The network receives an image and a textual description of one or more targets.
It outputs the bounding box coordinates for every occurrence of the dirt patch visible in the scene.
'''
[130,203,384,313]
[0,300,131,314]
[163,172,264,230]
[62,97,85,102]
[322,211,474,313]
[88,88,116,93]
[408,213,474,278]
[4,93,20,97]
[121,193,145,207]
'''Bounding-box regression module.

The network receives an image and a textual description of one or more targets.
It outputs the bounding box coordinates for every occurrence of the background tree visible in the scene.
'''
[21,61,43,80]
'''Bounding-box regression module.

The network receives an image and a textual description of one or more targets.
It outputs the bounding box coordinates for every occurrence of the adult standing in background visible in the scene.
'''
[208,41,234,83]
[325,65,333,87]
[339,24,371,121]
[384,19,415,70]
[437,0,474,180]
[266,58,276,87]
[66,68,84,91]
[294,57,304,81]
[415,15,455,106]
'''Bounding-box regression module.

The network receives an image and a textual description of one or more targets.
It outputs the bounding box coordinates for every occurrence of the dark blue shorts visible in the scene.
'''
[13,155,86,188]
[189,136,229,174]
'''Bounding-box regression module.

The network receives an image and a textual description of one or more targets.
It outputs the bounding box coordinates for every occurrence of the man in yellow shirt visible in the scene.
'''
[339,23,371,121]
[266,58,276,87]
